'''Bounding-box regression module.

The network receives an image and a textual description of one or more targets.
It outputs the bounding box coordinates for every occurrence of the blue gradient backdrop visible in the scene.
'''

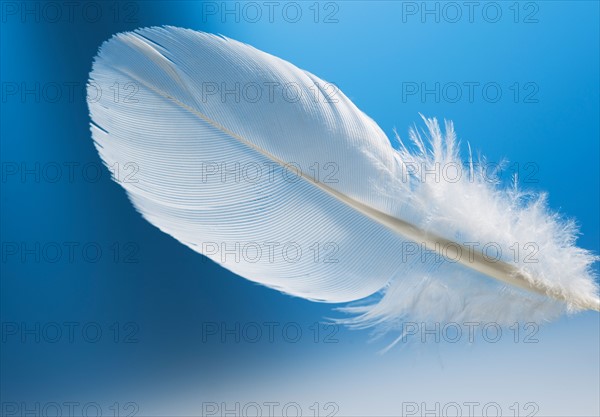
[1,1,598,416]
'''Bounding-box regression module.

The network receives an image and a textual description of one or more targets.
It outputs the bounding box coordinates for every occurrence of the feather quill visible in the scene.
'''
[88,27,599,333]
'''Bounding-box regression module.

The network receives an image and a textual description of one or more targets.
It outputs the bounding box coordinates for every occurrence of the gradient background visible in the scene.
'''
[1,1,599,416]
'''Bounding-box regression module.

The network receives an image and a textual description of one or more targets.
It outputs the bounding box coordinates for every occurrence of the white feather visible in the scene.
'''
[88,27,599,332]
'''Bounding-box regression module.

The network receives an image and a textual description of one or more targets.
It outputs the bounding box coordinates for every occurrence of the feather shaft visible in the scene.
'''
[128,66,599,311]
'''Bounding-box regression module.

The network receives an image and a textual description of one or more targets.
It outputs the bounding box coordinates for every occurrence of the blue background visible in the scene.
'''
[1,1,598,415]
